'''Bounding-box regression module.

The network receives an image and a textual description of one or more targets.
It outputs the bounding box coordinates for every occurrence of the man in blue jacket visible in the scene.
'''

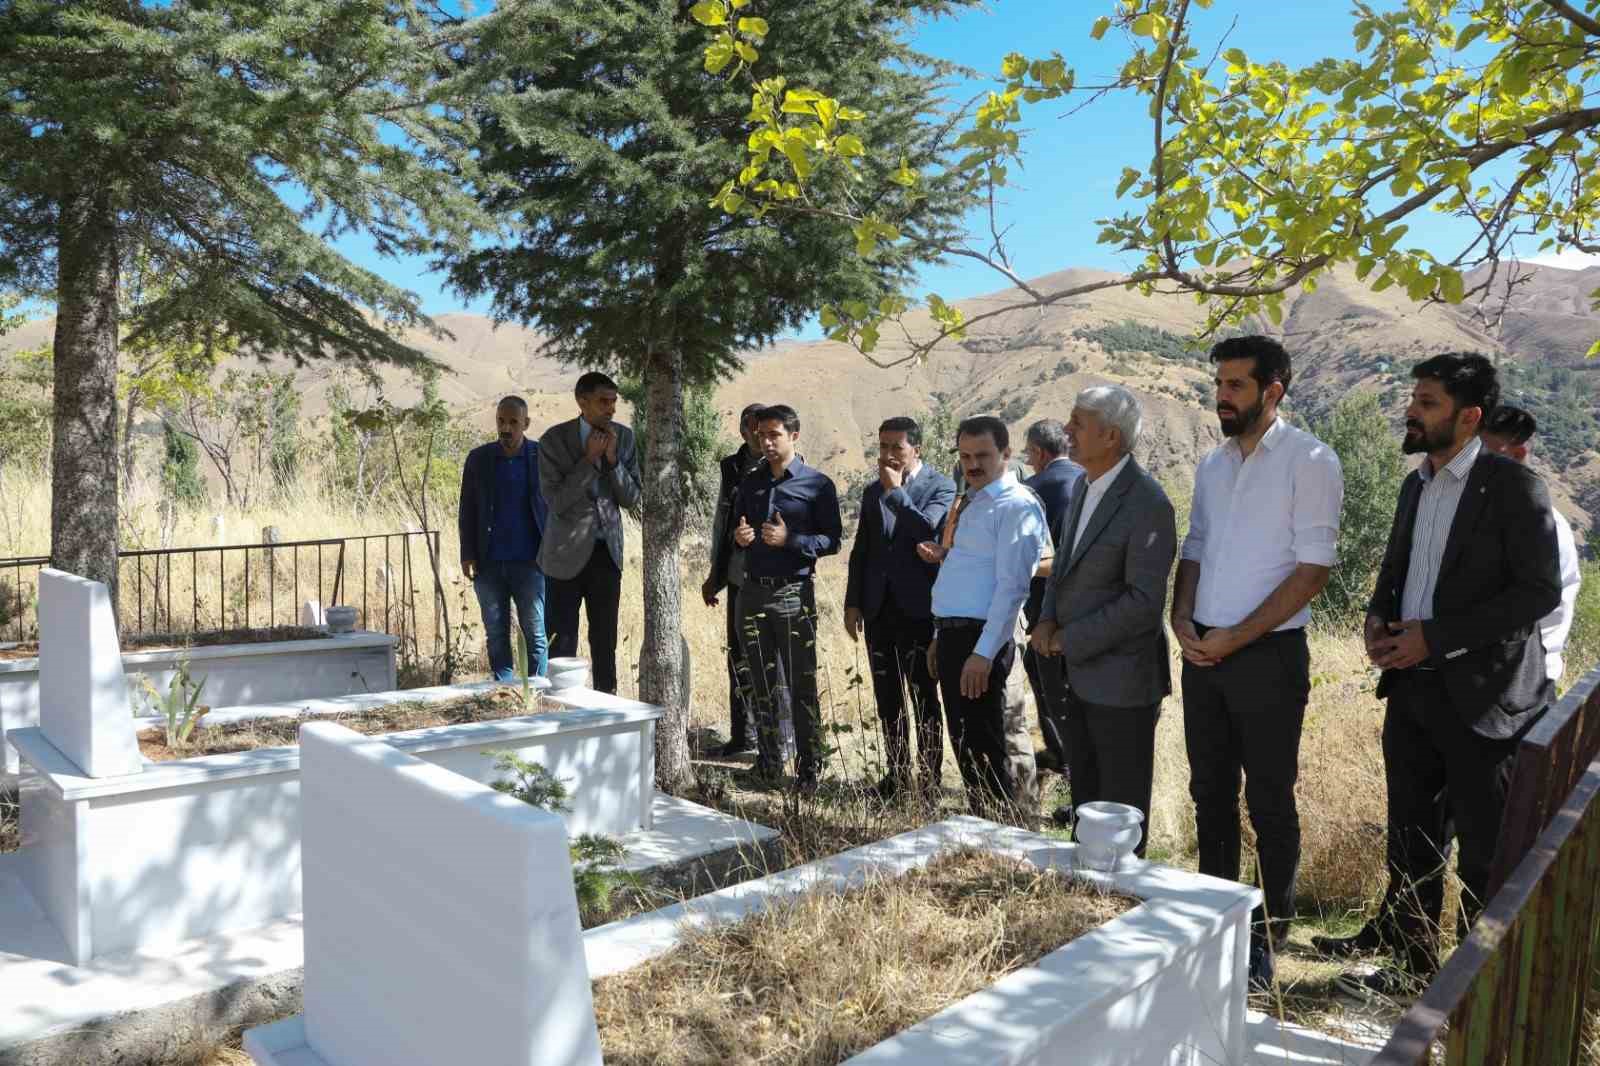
[458,396,549,681]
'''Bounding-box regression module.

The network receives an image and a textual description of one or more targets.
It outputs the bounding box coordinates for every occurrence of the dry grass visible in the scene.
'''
[135,687,562,761]
[592,848,1135,1066]
[0,788,17,853]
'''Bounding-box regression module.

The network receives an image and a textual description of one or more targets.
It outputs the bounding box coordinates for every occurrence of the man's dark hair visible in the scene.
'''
[574,371,619,396]
[1209,335,1293,395]
[496,395,529,415]
[1411,352,1500,418]
[754,403,800,435]
[739,402,766,429]
[957,415,1009,451]
[1025,418,1068,457]
[1484,403,1537,446]
[879,416,923,447]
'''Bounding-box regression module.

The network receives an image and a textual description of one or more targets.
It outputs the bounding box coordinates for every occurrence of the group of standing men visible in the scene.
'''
[701,336,1581,995]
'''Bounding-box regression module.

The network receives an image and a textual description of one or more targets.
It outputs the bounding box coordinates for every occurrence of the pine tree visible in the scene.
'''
[0,0,498,598]
[444,0,979,790]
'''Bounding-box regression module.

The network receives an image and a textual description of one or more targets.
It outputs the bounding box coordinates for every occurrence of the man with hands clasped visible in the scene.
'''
[844,417,956,801]
[732,404,842,793]
[1171,336,1344,992]
[918,416,1049,815]
[1029,385,1175,851]
[1313,354,1561,998]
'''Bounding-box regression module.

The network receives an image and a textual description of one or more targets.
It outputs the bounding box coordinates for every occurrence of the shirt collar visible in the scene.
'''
[1421,435,1482,483]
[768,456,803,481]
[578,418,592,444]
[974,470,1016,500]
[1088,453,1131,489]
[903,460,923,482]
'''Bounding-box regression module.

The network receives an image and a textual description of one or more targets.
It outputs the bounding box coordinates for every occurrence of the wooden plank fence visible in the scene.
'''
[1371,662,1600,1065]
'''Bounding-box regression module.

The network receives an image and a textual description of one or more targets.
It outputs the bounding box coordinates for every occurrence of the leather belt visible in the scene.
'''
[932,616,984,631]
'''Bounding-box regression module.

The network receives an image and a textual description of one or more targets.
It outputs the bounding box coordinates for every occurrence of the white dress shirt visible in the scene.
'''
[1545,508,1581,683]
[1072,454,1131,550]
[1400,437,1481,622]
[931,471,1050,660]
[1181,416,1344,630]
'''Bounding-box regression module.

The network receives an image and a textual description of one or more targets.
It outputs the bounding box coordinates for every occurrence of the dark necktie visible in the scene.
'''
[940,493,970,552]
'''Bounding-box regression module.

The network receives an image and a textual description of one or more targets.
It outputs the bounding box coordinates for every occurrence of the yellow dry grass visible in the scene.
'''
[591,848,1135,1066]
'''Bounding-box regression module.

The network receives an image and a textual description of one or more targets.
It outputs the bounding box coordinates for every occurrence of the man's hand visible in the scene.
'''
[701,577,719,608]
[462,559,478,581]
[761,510,789,547]
[878,461,904,492]
[1029,620,1059,658]
[927,637,938,678]
[1172,615,1219,667]
[734,516,756,547]
[1372,620,1430,671]
[916,540,947,564]
[604,430,619,466]
[844,606,863,642]
[1363,614,1387,664]
[1192,625,1245,664]
[584,427,610,464]
[959,654,992,699]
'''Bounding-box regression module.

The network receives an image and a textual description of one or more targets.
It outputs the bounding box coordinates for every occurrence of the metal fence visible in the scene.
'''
[0,531,442,656]
[1371,661,1600,1065]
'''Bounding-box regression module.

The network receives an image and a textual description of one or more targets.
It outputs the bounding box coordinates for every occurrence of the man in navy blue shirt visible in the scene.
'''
[458,396,549,682]
[732,404,843,792]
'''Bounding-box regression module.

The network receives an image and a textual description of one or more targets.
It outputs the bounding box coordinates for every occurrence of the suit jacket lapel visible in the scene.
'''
[1066,462,1138,575]
[1435,456,1492,585]
[1057,478,1087,570]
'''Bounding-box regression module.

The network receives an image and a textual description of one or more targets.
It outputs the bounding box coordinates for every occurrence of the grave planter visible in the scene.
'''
[7,684,658,965]
[0,631,399,782]
[583,818,1261,1066]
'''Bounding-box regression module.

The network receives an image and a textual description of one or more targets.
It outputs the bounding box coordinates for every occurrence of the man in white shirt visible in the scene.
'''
[1171,336,1345,991]
[1479,405,1583,688]
[917,416,1050,815]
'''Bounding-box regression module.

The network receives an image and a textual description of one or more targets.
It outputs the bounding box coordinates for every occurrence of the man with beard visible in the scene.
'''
[845,416,956,800]
[1313,355,1561,997]
[1171,336,1344,991]
[702,402,768,756]
[538,371,641,695]
[732,404,842,793]
[918,416,1050,815]
[458,396,550,681]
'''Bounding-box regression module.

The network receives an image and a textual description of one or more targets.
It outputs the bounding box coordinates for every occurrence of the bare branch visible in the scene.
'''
[1543,0,1600,38]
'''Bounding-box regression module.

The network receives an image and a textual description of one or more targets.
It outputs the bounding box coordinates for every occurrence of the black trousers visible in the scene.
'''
[546,545,622,694]
[1023,645,1071,769]
[724,588,751,746]
[864,596,943,783]
[936,624,1020,812]
[736,578,823,778]
[1063,691,1158,858]
[1370,672,1520,973]
[1182,628,1310,945]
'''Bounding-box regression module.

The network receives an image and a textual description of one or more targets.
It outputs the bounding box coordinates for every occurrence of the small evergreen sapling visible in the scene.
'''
[488,751,630,916]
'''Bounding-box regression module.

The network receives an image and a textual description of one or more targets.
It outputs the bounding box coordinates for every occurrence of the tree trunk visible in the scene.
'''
[121,384,141,493]
[639,346,694,794]
[51,187,121,601]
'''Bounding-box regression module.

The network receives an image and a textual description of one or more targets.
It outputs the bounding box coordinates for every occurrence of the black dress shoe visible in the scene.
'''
[1248,940,1276,993]
[1050,804,1074,828]
[1310,923,1389,959]
[1335,964,1426,1000]
[717,738,755,758]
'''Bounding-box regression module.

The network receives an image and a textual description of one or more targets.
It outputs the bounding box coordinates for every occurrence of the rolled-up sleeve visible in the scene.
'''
[1179,458,1210,563]
[1291,445,1343,567]
[977,497,1049,660]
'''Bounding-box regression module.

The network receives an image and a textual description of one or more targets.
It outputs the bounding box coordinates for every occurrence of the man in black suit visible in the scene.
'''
[1313,353,1562,995]
[702,403,766,756]
[1021,419,1084,788]
[845,416,957,800]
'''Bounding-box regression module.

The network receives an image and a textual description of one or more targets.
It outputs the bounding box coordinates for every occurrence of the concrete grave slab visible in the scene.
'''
[35,569,140,779]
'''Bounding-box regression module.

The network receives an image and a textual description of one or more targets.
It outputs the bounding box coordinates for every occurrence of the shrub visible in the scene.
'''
[1311,393,1406,628]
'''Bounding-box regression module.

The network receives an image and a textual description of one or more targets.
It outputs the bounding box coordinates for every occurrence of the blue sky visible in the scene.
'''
[336,2,1591,324]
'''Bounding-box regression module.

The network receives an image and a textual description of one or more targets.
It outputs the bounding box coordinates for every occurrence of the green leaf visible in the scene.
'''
[819,306,839,328]
[1130,13,1154,37]
[731,0,750,7]
[1002,53,1028,79]
[1438,268,1464,304]
[834,134,865,157]
[690,0,728,27]
[737,17,769,37]
[1453,22,1485,52]
[1090,16,1111,40]
[735,41,758,63]
[705,38,735,73]
[1115,166,1140,198]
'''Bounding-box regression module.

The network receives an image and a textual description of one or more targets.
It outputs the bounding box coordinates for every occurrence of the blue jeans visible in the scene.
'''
[473,561,547,682]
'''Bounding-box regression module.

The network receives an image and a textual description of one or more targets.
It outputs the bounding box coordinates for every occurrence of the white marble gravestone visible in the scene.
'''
[37,568,142,778]
[244,722,602,1066]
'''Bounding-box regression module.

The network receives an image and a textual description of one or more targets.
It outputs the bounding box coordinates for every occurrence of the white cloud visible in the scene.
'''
[1521,249,1600,271]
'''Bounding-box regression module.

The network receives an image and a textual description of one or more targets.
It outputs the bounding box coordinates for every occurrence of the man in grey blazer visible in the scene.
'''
[1029,384,1176,854]
[537,371,642,694]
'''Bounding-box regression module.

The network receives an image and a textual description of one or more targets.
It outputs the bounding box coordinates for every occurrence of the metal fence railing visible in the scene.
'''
[1371,662,1600,1065]
[0,531,442,657]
